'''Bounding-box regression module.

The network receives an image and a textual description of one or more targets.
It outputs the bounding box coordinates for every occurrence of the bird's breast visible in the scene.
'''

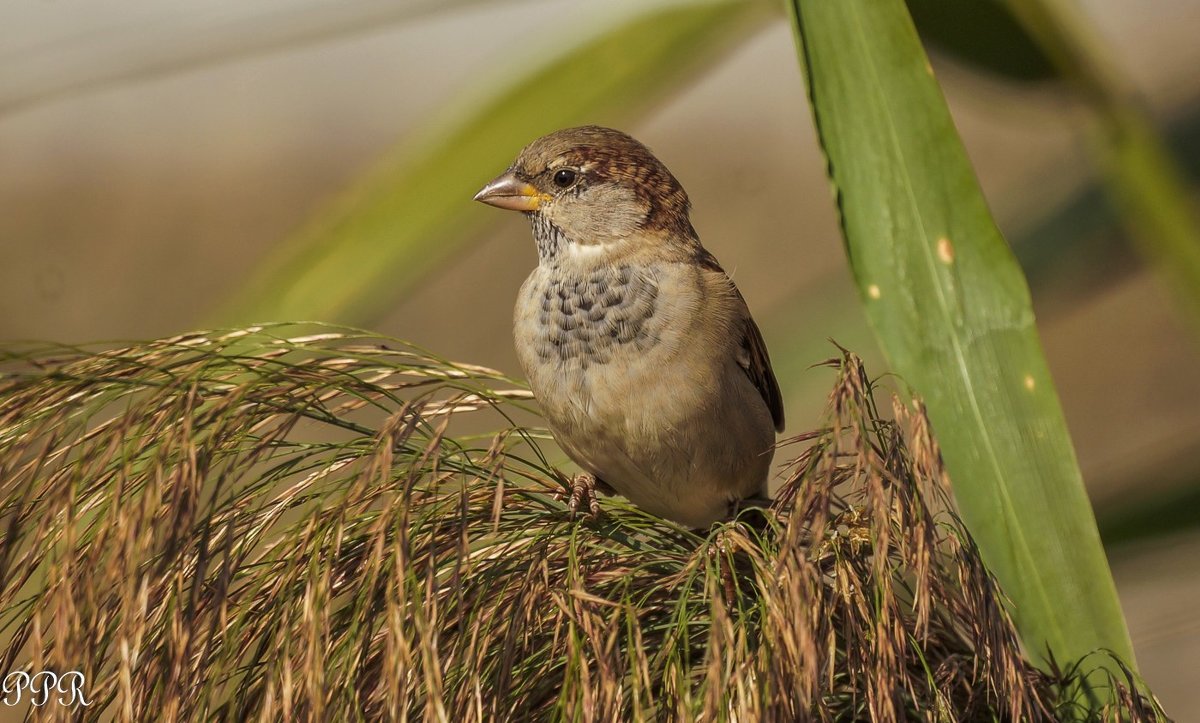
[528,264,661,367]
[514,260,725,429]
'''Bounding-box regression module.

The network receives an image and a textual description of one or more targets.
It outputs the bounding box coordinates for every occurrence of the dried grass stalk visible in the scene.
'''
[0,325,1168,721]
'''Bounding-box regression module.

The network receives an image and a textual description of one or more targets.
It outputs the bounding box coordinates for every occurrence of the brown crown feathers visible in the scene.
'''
[508,126,694,237]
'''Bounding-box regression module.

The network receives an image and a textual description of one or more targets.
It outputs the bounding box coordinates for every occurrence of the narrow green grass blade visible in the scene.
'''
[788,0,1136,688]
[1006,0,1200,331]
[212,1,769,326]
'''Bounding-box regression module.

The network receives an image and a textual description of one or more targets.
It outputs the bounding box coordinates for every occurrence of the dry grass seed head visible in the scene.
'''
[0,327,1168,721]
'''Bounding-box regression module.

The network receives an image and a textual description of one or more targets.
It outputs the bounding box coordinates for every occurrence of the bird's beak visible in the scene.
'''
[473,172,542,212]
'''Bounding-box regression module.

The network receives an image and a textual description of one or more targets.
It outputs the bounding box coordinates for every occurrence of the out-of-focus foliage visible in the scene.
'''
[1005,0,1200,329]
[908,0,1056,80]
[0,0,488,114]
[213,1,769,326]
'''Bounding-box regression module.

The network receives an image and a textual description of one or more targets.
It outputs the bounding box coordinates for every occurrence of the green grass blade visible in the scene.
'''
[787,0,1136,689]
[212,1,769,326]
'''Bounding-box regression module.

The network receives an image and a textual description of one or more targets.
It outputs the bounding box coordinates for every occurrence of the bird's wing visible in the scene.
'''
[695,249,785,432]
[739,310,785,432]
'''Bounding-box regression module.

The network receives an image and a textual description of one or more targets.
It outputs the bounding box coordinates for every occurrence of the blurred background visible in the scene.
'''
[2,0,1198,714]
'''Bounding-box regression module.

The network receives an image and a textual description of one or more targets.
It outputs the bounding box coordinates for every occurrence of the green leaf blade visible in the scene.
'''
[789,0,1135,689]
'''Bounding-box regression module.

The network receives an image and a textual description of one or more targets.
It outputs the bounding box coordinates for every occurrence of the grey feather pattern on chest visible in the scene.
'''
[535,265,659,366]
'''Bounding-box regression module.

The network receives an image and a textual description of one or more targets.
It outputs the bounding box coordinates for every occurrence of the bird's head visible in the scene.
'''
[474,126,694,262]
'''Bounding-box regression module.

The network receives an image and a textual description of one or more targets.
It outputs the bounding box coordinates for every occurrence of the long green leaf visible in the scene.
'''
[213,1,769,326]
[788,0,1135,691]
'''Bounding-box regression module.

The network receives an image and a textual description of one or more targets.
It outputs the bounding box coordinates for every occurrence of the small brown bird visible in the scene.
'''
[474,126,783,528]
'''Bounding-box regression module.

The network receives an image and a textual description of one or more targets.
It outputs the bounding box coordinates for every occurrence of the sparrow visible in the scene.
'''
[474,126,784,529]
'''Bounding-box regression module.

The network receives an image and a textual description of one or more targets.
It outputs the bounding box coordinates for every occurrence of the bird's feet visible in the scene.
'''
[727,495,773,518]
[726,495,775,533]
[558,473,607,520]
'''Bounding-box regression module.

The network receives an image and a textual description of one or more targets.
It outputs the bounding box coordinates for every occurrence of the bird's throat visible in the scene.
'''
[530,213,567,264]
[530,214,619,268]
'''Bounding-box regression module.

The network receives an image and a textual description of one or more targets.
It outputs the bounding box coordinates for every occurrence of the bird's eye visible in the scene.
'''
[553,169,577,188]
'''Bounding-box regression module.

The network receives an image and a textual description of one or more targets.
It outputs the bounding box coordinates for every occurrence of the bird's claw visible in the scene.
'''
[562,473,602,520]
